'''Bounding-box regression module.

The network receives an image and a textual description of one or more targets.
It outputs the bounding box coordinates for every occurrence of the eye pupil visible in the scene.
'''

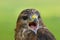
[22,16,28,20]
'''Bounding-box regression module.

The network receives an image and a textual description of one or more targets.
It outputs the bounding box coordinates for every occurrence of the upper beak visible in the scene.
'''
[33,18,38,23]
[32,14,38,23]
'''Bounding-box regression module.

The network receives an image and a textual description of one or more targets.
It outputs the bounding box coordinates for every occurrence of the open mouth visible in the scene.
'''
[29,22,37,30]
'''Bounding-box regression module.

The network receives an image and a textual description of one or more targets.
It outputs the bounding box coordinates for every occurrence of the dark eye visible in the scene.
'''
[22,16,28,20]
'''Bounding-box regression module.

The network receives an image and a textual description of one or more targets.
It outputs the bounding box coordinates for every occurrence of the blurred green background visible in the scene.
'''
[0,0,60,40]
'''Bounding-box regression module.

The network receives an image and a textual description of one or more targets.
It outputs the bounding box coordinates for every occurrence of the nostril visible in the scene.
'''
[22,16,28,20]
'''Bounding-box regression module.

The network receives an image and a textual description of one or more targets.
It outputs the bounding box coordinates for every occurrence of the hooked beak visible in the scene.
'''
[28,14,40,34]
[29,14,39,30]
[32,14,38,23]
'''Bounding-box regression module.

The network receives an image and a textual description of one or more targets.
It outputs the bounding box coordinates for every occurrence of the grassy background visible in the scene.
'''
[0,0,60,40]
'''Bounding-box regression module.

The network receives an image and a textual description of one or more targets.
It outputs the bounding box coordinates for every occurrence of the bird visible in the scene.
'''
[15,9,56,40]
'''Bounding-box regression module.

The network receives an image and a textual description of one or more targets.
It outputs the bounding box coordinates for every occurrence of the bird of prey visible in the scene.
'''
[15,9,56,40]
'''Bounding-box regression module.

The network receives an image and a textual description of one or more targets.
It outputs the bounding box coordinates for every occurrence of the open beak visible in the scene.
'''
[29,14,38,30]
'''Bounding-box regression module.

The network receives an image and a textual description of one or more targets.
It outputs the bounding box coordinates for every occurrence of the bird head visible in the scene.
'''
[17,9,41,34]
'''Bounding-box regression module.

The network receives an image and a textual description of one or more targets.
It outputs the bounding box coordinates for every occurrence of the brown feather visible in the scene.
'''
[15,9,56,40]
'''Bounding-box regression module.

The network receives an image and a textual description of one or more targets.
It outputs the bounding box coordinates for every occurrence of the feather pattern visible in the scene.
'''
[15,9,56,40]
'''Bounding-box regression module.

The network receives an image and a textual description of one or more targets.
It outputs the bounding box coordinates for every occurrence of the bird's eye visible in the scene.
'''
[22,16,28,20]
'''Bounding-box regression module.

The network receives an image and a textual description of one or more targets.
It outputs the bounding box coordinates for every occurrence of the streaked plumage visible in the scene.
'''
[15,9,56,40]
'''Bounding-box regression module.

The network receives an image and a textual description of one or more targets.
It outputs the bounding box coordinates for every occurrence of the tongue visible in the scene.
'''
[30,25,37,30]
